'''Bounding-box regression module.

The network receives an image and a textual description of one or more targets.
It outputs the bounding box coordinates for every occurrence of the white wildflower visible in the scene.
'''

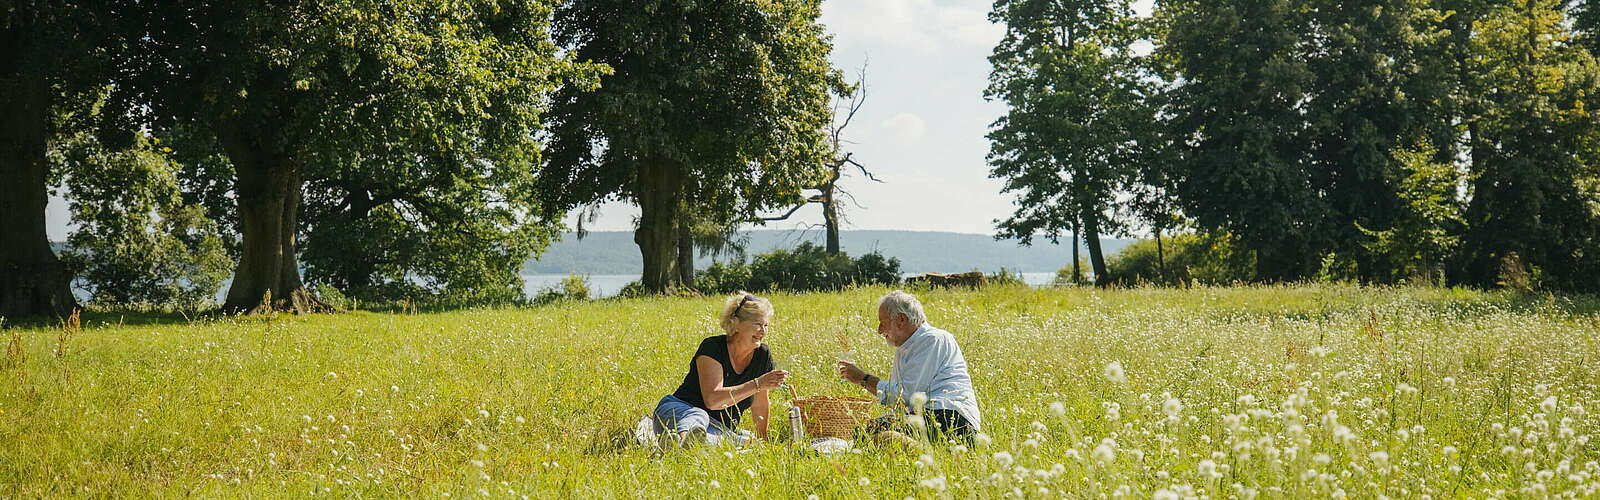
[910,392,929,410]
[1163,397,1183,418]
[1370,451,1390,467]
[1093,439,1116,464]
[1105,362,1127,383]
[993,451,1015,467]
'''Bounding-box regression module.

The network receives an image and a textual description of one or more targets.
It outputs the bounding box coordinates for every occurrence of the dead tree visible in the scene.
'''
[760,66,881,255]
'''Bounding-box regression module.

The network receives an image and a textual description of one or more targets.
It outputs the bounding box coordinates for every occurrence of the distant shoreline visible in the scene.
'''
[52,229,1131,277]
[521,229,1129,275]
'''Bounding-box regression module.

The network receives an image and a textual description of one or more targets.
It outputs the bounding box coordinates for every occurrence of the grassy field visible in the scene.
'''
[3,284,1600,498]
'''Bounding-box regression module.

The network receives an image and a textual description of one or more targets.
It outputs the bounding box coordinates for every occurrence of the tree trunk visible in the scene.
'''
[635,161,682,293]
[1071,226,1081,285]
[217,131,330,314]
[822,181,841,255]
[676,211,694,287]
[1155,227,1167,282]
[337,188,378,294]
[0,72,78,321]
[1083,208,1109,287]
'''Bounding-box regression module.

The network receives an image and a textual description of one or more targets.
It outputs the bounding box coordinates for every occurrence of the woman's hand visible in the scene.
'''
[755,369,790,390]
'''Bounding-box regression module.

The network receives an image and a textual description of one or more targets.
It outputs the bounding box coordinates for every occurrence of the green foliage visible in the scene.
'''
[987,0,1151,282]
[52,133,231,308]
[1358,140,1466,284]
[748,243,856,293]
[1103,233,1254,286]
[111,0,601,310]
[713,243,902,293]
[1154,0,1323,281]
[312,283,352,311]
[1454,0,1600,292]
[1300,0,1454,282]
[541,0,844,291]
[694,261,755,296]
[852,252,903,288]
[1054,257,1090,286]
[532,274,591,304]
[987,268,1026,287]
[1576,0,1600,54]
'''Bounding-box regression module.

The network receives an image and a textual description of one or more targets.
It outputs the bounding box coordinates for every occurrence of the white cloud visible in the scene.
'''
[822,0,1003,52]
[880,112,928,145]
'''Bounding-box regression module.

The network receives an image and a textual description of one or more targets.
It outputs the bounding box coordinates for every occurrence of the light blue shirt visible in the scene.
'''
[874,323,982,430]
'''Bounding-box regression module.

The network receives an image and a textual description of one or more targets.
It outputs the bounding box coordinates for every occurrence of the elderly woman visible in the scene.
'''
[652,292,789,446]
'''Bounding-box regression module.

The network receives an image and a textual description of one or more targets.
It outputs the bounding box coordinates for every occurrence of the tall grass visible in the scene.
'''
[2,284,1598,497]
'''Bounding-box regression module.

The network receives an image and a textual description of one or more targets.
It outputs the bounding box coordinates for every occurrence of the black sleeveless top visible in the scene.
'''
[671,335,774,429]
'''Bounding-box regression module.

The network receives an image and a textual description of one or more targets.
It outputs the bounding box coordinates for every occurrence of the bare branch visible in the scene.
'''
[757,201,811,222]
[842,156,883,183]
[832,64,869,138]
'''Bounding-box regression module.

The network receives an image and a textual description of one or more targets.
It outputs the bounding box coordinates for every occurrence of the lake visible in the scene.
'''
[521,272,1063,299]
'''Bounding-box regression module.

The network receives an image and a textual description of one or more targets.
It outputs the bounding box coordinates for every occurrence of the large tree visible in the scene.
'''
[987,0,1152,285]
[1300,0,1453,280]
[1453,0,1600,290]
[117,0,598,312]
[542,0,842,293]
[0,2,116,320]
[1156,0,1325,281]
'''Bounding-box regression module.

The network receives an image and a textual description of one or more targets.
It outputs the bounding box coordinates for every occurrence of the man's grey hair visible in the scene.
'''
[878,290,926,326]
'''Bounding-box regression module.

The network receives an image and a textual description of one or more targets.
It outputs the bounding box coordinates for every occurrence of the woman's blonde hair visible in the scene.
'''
[719,291,772,334]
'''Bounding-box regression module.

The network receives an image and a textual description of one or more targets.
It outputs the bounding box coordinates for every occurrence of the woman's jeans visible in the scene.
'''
[651,395,743,446]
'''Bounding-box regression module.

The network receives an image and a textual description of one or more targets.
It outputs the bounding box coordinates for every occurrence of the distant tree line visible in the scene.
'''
[989,0,1600,291]
[1,0,846,319]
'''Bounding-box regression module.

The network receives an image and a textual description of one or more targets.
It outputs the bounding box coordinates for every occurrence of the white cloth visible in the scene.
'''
[874,323,982,430]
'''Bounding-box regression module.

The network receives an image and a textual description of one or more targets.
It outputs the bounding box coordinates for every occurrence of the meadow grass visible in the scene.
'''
[3,284,1599,498]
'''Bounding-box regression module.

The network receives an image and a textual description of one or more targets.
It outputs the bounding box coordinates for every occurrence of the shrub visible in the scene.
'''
[1103,232,1254,286]
[533,274,592,304]
[1053,257,1091,286]
[989,268,1026,286]
[314,284,353,311]
[696,261,754,295]
[705,242,902,293]
[853,251,902,287]
[748,243,854,292]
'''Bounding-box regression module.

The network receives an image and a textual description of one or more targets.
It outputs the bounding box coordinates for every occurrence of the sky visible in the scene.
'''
[571,0,1020,236]
[45,0,1154,241]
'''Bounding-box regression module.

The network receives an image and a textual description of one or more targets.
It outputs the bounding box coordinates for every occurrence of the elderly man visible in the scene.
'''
[837,290,981,440]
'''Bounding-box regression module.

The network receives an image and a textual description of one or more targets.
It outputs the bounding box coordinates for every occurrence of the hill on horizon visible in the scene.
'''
[523,230,1132,275]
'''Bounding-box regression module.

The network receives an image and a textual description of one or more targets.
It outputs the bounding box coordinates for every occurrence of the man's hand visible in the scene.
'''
[836,360,867,385]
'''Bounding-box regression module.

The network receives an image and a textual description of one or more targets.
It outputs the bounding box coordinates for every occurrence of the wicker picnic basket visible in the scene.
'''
[792,396,875,439]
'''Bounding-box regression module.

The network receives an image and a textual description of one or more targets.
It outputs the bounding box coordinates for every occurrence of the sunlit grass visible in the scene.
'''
[3,284,1599,497]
